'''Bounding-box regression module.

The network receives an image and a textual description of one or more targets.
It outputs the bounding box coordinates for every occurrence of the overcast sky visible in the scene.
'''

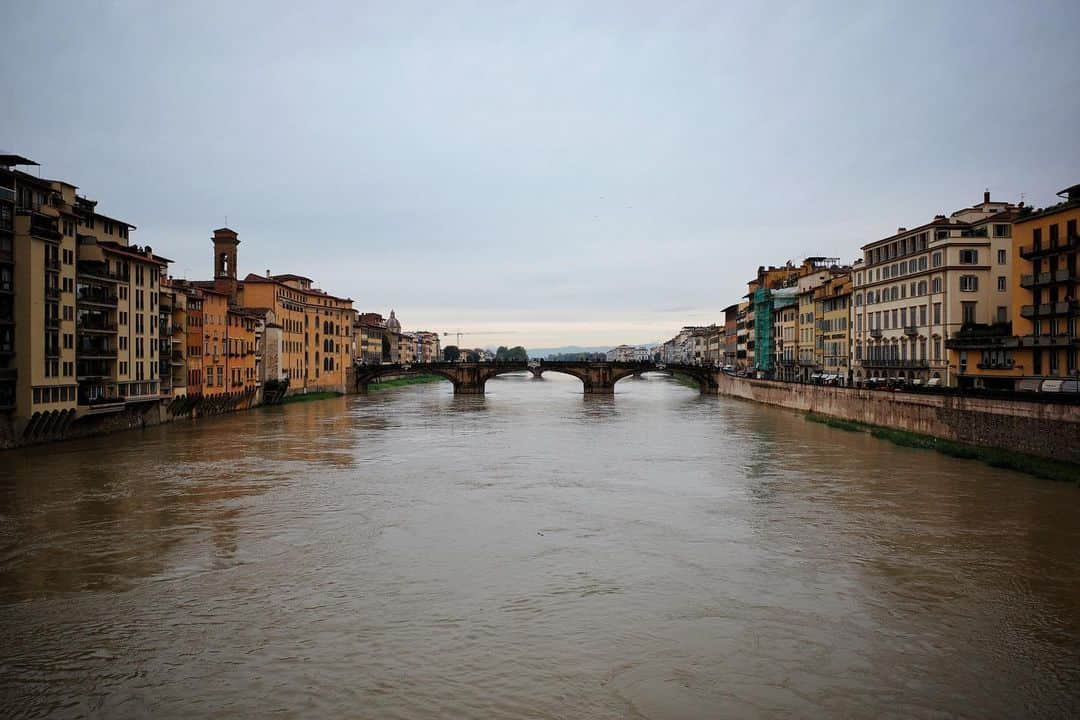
[3,1,1079,349]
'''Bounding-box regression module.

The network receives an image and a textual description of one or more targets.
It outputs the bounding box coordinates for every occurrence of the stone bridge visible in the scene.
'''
[354,361,719,395]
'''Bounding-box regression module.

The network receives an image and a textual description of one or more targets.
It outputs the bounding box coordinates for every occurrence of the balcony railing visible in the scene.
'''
[77,319,117,333]
[1019,234,1080,259]
[1020,269,1076,288]
[903,325,918,336]
[45,258,61,272]
[77,263,119,283]
[44,317,60,329]
[860,358,930,369]
[76,344,117,359]
[77,289,118,306]
[1020,301,1080,318]
[869,328,883,338]
[26,213,61,242]
[0,367,17,381]
[976,360,1016,370]
[45,287,61,300]
[1014,334,1077,348]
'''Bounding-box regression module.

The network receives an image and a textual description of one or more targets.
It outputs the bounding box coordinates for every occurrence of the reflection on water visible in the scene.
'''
[1,372,1079,719]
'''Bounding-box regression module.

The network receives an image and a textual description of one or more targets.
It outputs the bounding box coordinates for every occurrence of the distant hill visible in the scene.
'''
[527,345,649,359]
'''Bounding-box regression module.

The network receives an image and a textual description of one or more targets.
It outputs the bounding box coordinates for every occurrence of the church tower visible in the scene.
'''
[212,227,240,301]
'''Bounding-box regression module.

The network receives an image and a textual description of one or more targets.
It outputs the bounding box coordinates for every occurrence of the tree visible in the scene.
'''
[443,345,461,362]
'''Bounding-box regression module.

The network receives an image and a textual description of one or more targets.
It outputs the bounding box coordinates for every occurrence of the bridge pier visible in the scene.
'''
[452,381,487,395]
[529,367,544,379]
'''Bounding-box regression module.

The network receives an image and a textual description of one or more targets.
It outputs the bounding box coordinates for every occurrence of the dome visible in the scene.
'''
[386,310,401,333]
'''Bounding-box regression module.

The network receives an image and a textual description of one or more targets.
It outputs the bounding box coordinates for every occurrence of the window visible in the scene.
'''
[997,249,1007,265]
[962,301,977,325]
[996,306,1008,324]
[960,275,978,292]
[931,252,942,268]
[993,224,1009,238]
[918,257,927,271]
[933,303,942,324]
[959,249,978,264]
[997,276,1006,291]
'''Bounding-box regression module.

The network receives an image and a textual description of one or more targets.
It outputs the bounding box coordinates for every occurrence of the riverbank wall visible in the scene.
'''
[0,390,260,450]
[715,374,1080,464]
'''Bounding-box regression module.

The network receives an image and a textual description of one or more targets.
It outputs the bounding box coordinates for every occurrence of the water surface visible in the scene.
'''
[2,372,1078,718]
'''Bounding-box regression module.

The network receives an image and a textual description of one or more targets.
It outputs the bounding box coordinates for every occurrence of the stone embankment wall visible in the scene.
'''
[715,374,1080,464]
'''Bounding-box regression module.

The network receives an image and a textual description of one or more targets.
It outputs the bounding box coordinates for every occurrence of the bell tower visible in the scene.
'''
[212,227,240,301]
[213,227,240,279]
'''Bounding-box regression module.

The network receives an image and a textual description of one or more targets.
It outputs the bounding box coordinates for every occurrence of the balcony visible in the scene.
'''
[77,262,119,284]
[860,358,930,369]
[45,287,61,300]
[0,367,16,381]
[1019,301,1080,319]
[45,258,61,272]
[1020,269,1077,288]
[45,346,60,359]
[903,325,918,336]
[946,322,1013,349]
[44,317,60,329]
[77,288,118,307]
[171,324,184,334]
[77,318,117,334]
[1019,234,1080,259]
[26,213,61,243]
[171,351,185,366]
[869,328,883,338]
[976,360,1016,370]
[1014,334,1077,348]
[76,343,117,360]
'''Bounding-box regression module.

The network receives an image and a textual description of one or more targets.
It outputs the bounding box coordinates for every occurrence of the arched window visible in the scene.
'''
[932,277,942,293]
[918,280,927,296]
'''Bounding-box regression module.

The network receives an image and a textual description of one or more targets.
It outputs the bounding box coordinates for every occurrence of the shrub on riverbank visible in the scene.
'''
[806,413,1079,483]
[281,391,343,405]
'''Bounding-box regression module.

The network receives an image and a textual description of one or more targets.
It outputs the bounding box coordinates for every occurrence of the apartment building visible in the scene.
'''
[815,273,852,382]
[159,279,187,398]
[852,191,1017,386]
[773,298,798,380]
[1009,185,1079,386]
[947,184,1079,389]
[414,331,442,364]
[795,259,843,382]
[0,154,171,435]
[722,304,739,367]
[355,312,388,364]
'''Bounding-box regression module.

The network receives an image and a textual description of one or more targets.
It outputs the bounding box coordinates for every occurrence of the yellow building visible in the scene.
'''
[0,154,170,435]
[950,185,1079,389]
[815,273,852,383]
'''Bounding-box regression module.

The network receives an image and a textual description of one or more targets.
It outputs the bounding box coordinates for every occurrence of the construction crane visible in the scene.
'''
[442,330,507,347]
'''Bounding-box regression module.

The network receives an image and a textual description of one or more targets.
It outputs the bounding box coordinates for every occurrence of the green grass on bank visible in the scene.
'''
[370,374,445,390]
[805,412,1080,483]
[281,391,343,405]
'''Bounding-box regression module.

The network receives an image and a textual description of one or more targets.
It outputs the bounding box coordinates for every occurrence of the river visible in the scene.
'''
[1,372,1078,719]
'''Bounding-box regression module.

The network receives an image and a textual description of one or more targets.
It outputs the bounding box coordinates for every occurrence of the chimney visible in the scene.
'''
[898,227,906,233]
[984,190,990,204]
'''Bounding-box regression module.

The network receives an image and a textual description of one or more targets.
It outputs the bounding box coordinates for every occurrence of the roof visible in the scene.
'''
[98,240,171,265]
[240,273,353,303]
[0,154,38,167]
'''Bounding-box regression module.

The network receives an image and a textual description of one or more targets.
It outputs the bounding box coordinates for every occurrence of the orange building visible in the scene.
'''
[185,228,354,396]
